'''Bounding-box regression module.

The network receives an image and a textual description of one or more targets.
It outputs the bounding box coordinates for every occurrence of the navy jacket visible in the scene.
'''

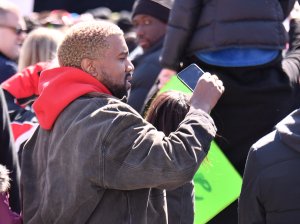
[239,109,300,223]
[0,53,17,84]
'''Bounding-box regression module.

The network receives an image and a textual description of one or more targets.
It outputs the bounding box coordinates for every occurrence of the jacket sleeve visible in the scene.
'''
[1,62,45,100]
[99,106,216,190]
[160,0,203,70]
[278,0,296,18]
[238,147,266,224]
[282,19,300,83]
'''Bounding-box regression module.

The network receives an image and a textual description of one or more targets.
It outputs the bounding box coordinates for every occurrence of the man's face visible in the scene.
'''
[132,14,166,50]
[0,11,26,60]
[93,34,134,99]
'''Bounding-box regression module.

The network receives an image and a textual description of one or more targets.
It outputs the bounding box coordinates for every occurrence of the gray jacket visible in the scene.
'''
[160,0,296,70]
[238,109,300,224]
[21,93,216,224]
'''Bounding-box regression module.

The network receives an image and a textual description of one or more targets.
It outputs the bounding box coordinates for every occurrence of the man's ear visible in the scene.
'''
[81,58,97,77]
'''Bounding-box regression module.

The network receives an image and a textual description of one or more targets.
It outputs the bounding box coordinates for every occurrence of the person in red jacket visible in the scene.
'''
[1,62,53,160]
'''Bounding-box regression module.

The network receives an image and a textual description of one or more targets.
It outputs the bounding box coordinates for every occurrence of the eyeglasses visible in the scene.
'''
[0,24,27,35]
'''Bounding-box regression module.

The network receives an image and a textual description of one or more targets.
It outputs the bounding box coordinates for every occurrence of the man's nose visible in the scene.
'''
[135,26,144,38]
[126,59,134,73]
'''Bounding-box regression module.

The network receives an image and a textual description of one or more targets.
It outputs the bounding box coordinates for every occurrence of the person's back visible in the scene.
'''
[0,0,26,83]
[158,1,300,223]
[239,109,300,224]
[146,91,195,224]
[160,0,295,70]
[21,20,224,224]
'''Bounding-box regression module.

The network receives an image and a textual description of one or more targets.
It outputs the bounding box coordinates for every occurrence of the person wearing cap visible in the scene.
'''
[128,0,173,114]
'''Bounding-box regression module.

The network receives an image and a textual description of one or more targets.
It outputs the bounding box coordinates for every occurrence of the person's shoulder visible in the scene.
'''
[87,95,141,116]
[249,129,299,170]
[143,48,162,61]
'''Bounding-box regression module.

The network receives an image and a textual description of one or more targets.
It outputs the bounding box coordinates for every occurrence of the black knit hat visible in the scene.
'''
[131,0,173,23]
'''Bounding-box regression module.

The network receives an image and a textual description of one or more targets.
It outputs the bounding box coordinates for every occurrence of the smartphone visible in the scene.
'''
[177,63,205,91]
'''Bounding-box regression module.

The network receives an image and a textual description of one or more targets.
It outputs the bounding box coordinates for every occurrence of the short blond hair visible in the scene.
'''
[18,27,64,71]
[58,20,124,68]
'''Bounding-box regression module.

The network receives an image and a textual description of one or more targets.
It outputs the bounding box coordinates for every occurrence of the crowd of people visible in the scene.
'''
[0,0,300,223]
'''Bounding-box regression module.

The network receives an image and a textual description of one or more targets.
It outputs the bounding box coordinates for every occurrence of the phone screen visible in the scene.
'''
[177,63,205,91]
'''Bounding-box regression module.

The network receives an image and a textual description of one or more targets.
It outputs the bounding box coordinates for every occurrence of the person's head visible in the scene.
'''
[145,91,190,135]
[18,27,64,71]
[0,0,26,60]
[57,20,134,99]
[131,0,173,50]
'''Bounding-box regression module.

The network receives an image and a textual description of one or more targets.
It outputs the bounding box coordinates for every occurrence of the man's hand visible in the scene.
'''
[158,68,177,89]
[190,72,224,114]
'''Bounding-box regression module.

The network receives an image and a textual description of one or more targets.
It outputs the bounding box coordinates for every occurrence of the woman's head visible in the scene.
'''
[18,27,64,71]
[145,91,191,135]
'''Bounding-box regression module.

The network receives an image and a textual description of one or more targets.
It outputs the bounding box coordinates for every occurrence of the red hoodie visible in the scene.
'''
[33,67,112,130]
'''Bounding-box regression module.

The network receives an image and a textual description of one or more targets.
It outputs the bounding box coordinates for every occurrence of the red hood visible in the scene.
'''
[33,67,112,130]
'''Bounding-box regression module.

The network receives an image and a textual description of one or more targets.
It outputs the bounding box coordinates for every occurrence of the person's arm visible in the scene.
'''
[1,62,45,100]
[101,106,215,190]
[160,0,202,71]
[238,148,266,224]
[157,68,177,89]
[282,18,300,83]
[278,0,296,18]
[100,73,224,190]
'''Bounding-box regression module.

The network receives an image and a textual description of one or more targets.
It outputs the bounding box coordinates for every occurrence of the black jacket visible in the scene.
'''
[0,88,20,212]
[239,109,300,224]
[160,0,296,70]
[128,38,164,114]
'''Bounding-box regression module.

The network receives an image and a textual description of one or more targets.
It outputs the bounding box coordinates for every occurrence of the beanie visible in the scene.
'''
[131,0,173,23]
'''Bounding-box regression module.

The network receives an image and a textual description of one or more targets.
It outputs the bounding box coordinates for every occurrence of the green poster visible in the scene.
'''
[160,76,242,223]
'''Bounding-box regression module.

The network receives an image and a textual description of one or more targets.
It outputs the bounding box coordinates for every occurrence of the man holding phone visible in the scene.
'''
[21,20,224,224]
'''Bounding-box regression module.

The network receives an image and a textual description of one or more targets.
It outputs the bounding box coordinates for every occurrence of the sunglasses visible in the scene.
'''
[0,24,27,35]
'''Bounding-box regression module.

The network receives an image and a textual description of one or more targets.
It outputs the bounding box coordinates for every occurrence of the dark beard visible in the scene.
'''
[110,85,128,99]
[108,73,131,99]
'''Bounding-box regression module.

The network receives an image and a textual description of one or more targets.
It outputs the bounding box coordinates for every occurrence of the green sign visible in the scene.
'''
[160,76,242,223]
